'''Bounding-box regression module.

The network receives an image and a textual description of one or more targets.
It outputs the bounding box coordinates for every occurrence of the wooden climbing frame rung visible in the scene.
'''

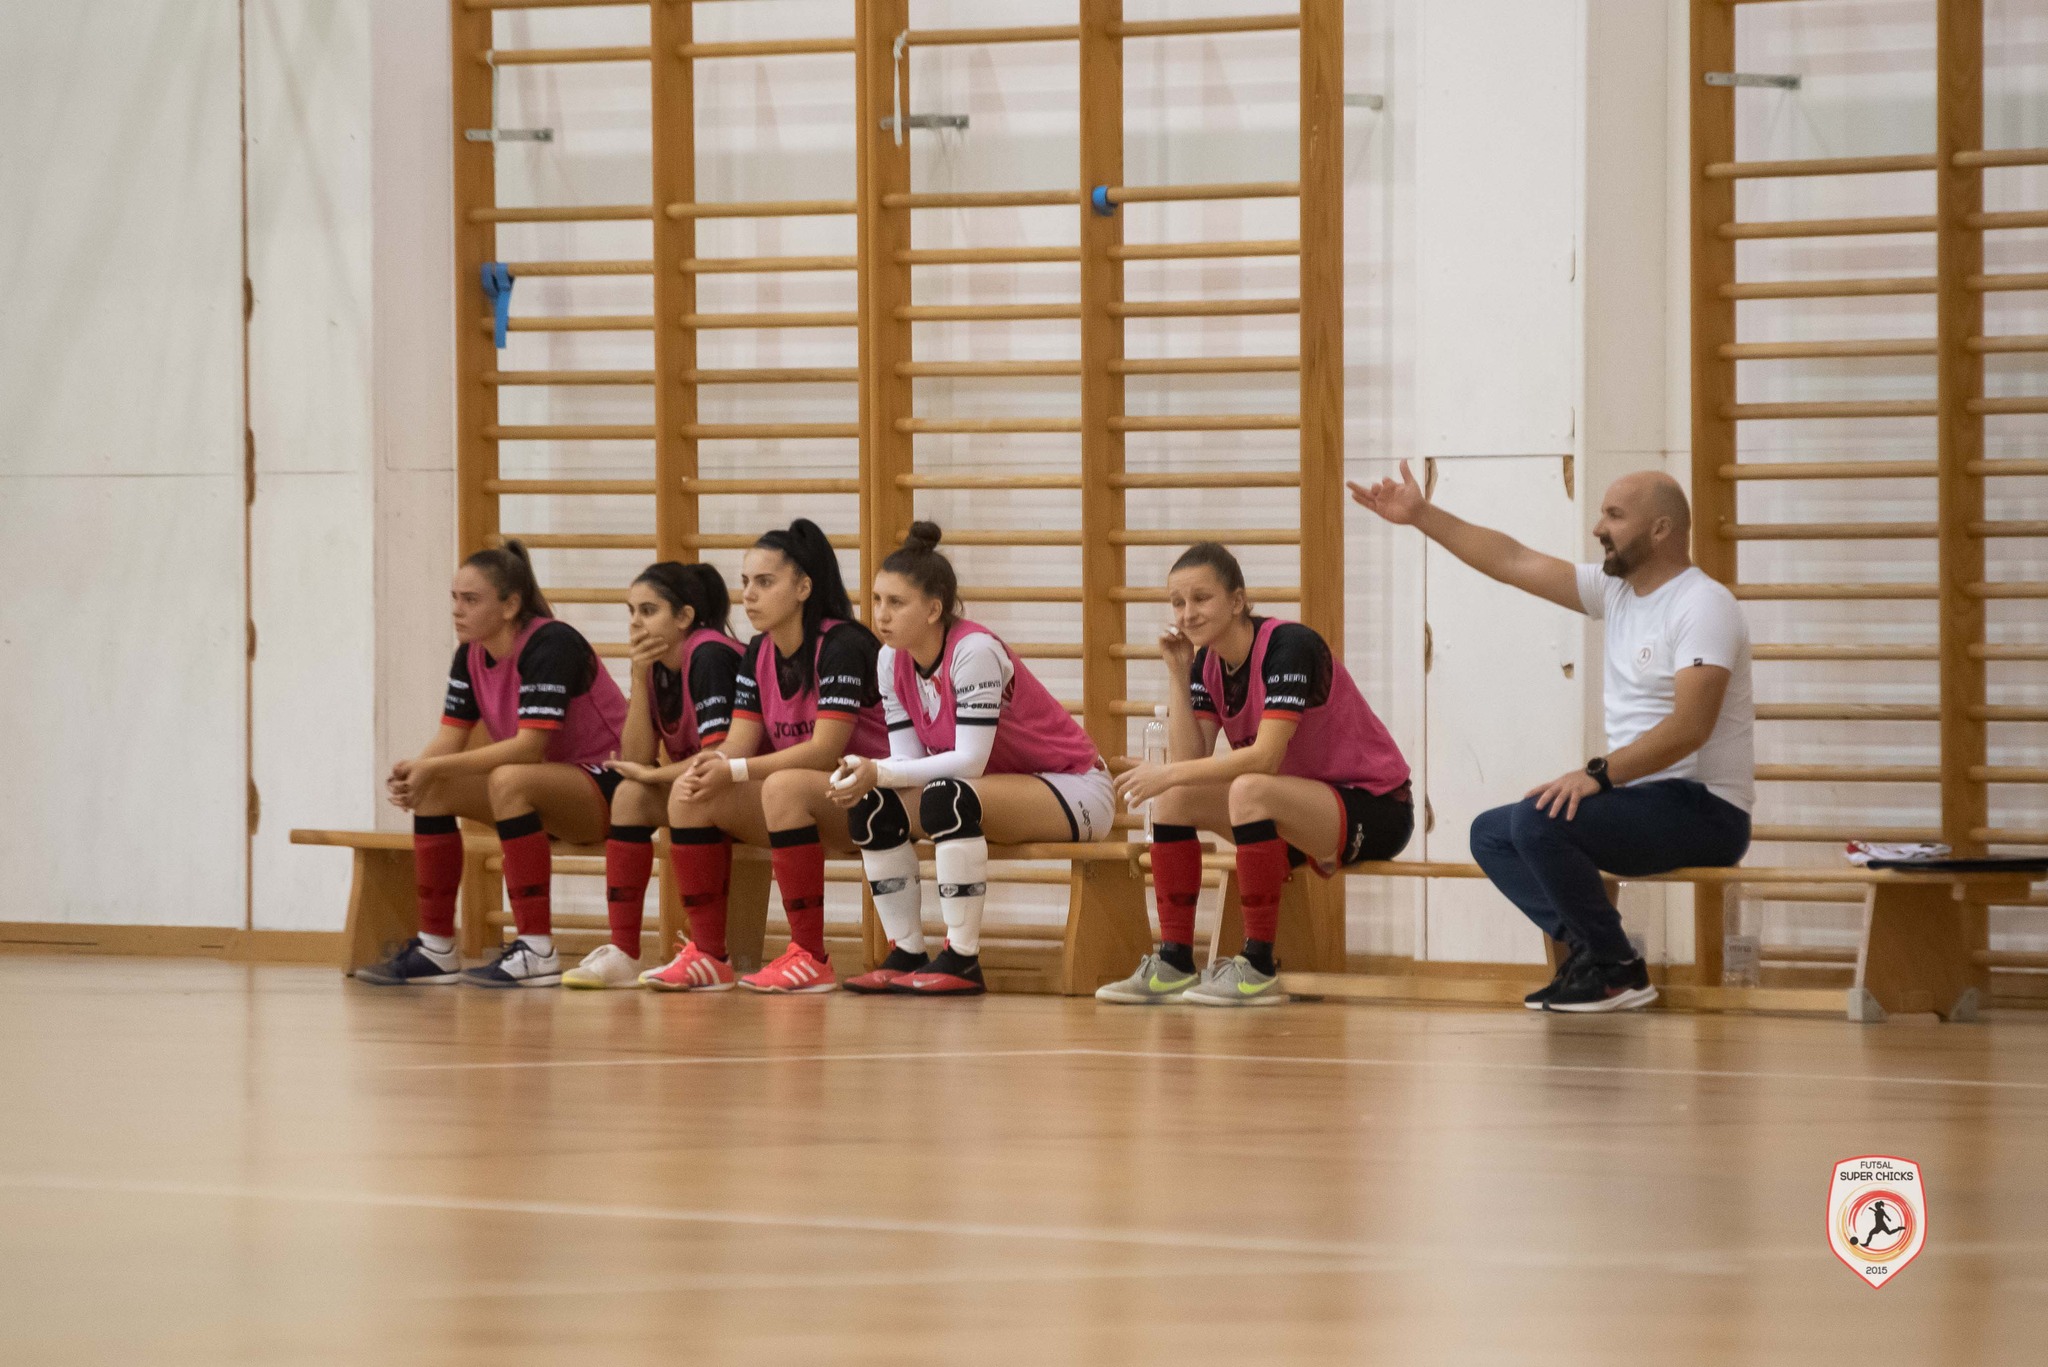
[1702,153,1939,179]
[484,371,656,385]
[664,199,857,219]
[482,46,649,65]
[1109,15,1302,39]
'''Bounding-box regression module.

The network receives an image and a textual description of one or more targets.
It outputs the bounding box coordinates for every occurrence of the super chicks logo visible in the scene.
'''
[1827,1155,1926,1288]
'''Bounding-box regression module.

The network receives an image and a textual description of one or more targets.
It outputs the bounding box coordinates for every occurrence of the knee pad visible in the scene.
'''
[920,777,984,843]
[848,787,911,850]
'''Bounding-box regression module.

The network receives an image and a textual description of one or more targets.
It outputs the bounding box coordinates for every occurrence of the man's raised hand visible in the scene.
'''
[1347,459,1428,526]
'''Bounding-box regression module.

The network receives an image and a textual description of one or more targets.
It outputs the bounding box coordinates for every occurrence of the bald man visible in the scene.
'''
[1352,464,1754,1012]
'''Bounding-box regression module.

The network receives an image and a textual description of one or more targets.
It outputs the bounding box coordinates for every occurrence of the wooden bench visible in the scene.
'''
[289,828,1155,995]
[1198,856,2037,1022]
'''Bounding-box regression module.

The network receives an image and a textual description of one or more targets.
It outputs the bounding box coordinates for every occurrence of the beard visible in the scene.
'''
[1601,531,1652,578]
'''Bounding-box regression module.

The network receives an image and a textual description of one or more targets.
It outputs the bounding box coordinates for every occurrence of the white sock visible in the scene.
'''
[862,842,925,954]
[520,934,553,957]
[418,932,456,958]
[935,836,988,957]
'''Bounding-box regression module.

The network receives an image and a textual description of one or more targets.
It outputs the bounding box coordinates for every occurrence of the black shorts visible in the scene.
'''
[580,764,626,810]
[1288,782,1415,872]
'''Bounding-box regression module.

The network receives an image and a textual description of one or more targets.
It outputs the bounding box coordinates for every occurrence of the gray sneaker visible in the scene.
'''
[1095,953,1200,1004]
[1183,954,1287,1008]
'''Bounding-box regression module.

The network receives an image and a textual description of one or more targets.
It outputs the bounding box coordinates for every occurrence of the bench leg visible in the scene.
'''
[1853,883,1976,1023]
[1691,878,1725,987]
[859,883,888,973]
[1210,872,1242,966]
[1060,858,1154,995]
[343,848,418,974]
[1209,871,1340,974]
[654,835,682,961]
[727,854,774,975]
[459,851,499,961]
[1296,877,1346,973]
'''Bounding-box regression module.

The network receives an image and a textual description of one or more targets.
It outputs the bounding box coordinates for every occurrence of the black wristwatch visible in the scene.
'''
[1585,757,1614,793]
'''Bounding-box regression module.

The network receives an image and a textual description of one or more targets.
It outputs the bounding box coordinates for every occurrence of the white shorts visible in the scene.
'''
[1032,766,1116,843]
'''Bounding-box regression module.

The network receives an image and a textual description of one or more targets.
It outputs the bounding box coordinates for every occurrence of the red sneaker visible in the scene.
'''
[894,947,986,996]
[844,947,931,995]
[739,942,837,994]
[640,941,736,993]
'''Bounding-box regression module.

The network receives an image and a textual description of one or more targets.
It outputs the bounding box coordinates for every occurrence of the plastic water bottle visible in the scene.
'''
[1141,705,1169,839]
[1722,886,1761,988]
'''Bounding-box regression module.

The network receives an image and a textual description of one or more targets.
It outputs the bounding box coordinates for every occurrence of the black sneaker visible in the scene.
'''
[1544,956,1657,1013]
[355,936,460,986]
[460,938,562,988]
[892,946,986,996]
[1524,943,1589,1010]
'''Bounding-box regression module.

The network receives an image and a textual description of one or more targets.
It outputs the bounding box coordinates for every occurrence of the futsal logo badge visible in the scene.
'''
[1827,1155,1925,1288]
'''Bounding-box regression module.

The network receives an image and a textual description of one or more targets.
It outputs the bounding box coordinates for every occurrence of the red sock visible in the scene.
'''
[1233,820,1292,944]
[1150,824,1203,946]
[496,813,552,938]
[670,826,731,959]
[412,817,465,939]
[769,825,828,961]
[604,826,657,954]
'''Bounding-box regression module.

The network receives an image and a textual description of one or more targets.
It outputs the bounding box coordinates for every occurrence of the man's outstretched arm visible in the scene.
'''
[1350,459,1584,613]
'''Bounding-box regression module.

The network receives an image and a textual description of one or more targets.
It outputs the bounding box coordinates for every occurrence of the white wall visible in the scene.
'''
[0,4,248,927]
[246,0,378,931]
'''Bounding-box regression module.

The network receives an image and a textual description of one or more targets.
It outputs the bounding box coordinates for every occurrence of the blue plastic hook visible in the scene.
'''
[481,262,514,348]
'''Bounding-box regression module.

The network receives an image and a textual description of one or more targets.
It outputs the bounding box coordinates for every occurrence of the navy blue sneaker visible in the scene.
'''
[460,938,562,988]
[355,936,461,986]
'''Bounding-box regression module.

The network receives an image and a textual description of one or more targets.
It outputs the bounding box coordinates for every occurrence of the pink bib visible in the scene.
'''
[894,622,1100,776]
[753,619,888,759]
[467,618,626,768]
[656,629,743,762]
[1200,618,1409,795]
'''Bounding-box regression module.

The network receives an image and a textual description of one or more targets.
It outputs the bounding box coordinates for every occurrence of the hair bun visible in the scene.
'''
[903,520,944,554]
[501,537,533,564]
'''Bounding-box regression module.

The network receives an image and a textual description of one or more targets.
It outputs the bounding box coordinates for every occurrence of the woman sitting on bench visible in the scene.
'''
[558,561,742,989]
[646,519,888,994]
[1104,542,1413,1007]
[362,541,626,988]
[827,523,1114,997]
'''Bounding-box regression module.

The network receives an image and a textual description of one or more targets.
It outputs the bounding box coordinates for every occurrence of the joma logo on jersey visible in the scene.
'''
[771,720,814,742]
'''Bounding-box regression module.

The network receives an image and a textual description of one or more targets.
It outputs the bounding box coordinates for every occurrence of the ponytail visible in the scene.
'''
[753,518,868,695]
[632,560,735,638]
[463,540,552,624]
[880,520,962,626]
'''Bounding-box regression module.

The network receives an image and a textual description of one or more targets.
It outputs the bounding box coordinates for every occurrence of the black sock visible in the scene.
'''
[1241,939,1277,976]
[1158,941,1197,975]
[880,945,930,972]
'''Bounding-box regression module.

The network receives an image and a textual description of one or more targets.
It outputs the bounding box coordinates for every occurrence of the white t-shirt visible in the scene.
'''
[1576,564,1755,814]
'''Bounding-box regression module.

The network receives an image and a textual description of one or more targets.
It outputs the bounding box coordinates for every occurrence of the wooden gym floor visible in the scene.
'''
[3,957,2046,1365]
